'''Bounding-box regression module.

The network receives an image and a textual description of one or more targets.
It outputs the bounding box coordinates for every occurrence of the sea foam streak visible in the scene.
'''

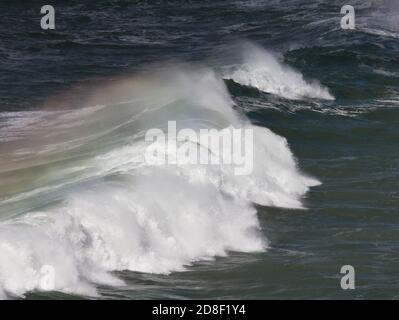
[0,67,319,298]
[223,44,334,100]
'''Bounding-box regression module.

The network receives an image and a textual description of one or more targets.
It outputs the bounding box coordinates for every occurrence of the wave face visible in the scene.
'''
[0,66,318,298]
[223,44,334,101]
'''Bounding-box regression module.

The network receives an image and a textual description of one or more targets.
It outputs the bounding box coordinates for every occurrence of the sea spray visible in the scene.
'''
[0,66,319,298]
[223,43,335,101]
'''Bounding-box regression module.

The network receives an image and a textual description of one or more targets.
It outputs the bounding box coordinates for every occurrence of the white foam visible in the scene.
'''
[0,67,319,298]
[223,44,334,101]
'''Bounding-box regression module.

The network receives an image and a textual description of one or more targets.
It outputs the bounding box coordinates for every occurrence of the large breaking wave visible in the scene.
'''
[0,65,319,298]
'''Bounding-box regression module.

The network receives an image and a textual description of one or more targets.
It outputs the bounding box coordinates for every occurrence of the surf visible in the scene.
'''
[222,43,335,101]
[0,65,319,299]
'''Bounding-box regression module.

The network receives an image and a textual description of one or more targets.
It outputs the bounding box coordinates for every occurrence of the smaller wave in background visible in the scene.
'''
[222,44,334,101]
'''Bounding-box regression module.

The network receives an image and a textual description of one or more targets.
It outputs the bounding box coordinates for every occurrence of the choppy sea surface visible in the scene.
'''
[0,0,399,299]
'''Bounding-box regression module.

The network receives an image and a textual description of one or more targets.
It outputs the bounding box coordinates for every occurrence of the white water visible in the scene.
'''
[0,66,319,298]
[223,44,334,100]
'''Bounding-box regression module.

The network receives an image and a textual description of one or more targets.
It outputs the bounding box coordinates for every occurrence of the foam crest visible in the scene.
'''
[223,44,334,100]
[0,66,319,298]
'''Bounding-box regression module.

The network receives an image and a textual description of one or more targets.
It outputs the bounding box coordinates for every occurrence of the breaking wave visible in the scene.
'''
[223,44,334,101]
[0,66,319,298]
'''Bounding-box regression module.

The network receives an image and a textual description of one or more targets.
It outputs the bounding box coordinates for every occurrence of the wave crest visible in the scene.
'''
[0,66,319,298]
[223,44,334,101]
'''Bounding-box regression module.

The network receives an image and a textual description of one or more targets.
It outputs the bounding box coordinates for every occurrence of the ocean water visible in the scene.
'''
[0,0,398,299]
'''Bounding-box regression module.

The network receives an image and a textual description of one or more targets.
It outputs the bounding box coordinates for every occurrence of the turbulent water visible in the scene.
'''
[0,0,398,299]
